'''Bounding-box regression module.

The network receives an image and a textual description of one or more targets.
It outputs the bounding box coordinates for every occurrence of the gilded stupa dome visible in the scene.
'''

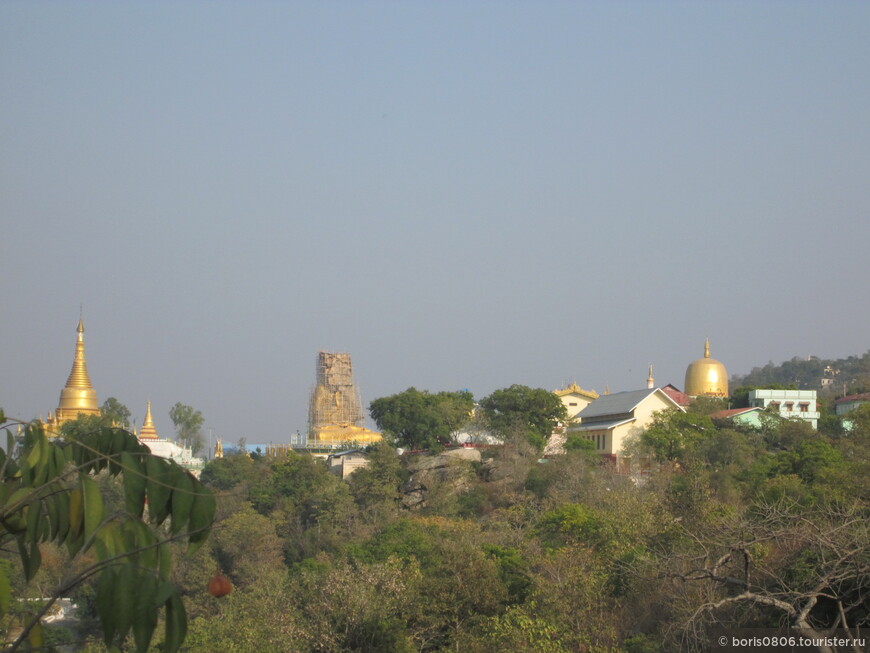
[684,339,728,398]
[56,318,100,422]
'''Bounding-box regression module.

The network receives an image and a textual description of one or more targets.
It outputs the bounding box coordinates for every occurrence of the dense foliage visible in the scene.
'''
[369,388,474,450]
[174,398,870,652]
[478,384,568,450]
[0,412,215,652]
[6,394,869,652]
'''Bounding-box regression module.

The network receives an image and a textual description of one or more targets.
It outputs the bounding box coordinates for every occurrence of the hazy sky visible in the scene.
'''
[3,2,868,446]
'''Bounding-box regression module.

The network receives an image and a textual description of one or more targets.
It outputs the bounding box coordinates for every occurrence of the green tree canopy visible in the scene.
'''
[369,388,474,450]
[169,402,206,456]
[100,397,131,428]
[639,410,714,464]
[478,385,567,450]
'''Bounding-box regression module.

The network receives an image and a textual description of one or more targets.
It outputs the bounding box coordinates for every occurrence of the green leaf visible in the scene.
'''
[45,490,59,540]
[124,520,159,571]
[145,455,172,525]
[0,563,10,615]
[132,573,159,653]
[53,441,69,471]
[81,473,104,544]
[186,484,215,555]
[108,430,130,475]
[93,520,120,562]
[121,452,147,518]
[3,488,32,533]
[68,486,83,539]
[153,580,175,607]
[158,540,171,580]
[17,536,41,581]
[113,564,136,644]
[97,567,117,646]
[25,495,42,542]
[53,491,70,542]
[30,432,51,486]
[162,589,187,653]
[169,467,194,534]
[26,621,44,651]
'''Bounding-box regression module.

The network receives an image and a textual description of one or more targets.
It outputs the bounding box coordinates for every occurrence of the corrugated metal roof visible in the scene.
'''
[576,388,658,419]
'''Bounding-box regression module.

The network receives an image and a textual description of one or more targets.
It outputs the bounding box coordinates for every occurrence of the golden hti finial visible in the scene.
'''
[704,338,711,358]
[214,439,224,459]
[647,364,655,389]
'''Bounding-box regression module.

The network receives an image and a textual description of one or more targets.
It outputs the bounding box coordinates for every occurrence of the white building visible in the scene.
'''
[747,389,820,429]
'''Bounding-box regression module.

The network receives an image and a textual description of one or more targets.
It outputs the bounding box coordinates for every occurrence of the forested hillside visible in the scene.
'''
[732,351,870,395]
[190,406,870,652]
[4,396,869,652]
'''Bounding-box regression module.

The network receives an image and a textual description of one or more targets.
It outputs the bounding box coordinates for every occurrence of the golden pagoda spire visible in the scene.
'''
[55,317,100,423]
[647,364,655,389]
[66,319,94,389]
[138,400,159,440]
[704,337,711,358]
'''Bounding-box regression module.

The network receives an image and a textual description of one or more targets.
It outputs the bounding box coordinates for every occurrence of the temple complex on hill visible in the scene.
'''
[42,319,203,472]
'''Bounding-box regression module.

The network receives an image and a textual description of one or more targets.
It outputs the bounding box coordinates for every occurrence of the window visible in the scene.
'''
[799,403,810,412]
[784,402,794,412]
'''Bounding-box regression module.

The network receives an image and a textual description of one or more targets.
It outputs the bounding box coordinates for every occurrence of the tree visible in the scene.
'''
[369,388,474,450]
[478,385,567,450]
[169,403,205,456]
[658,500,870,653]
[349,441,407,522]
[638,410,714,465]
[0,410,216,652]
[100,397,131,428]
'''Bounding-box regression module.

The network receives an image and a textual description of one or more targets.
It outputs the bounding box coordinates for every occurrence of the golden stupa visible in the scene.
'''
[46,318,101,432]
[138,400,159,440]
[684,338,728,398]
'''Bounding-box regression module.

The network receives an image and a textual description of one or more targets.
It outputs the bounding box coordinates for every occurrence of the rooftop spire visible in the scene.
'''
[647,364,655,389]
[704,337,711,358]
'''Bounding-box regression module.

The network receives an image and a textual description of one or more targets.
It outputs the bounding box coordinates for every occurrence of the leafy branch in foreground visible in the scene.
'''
[0,410,216,652]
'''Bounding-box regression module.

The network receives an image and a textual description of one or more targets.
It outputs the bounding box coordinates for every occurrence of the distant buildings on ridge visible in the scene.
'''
[36,316,841,473]
[38,318,203,473]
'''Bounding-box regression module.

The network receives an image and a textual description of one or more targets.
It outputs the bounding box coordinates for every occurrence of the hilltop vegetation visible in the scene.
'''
[732,350,870,395]
[4,379,869,652]
[151,400,870,650]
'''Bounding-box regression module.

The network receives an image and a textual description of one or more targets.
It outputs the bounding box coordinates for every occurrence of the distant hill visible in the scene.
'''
[731,350,870,396]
